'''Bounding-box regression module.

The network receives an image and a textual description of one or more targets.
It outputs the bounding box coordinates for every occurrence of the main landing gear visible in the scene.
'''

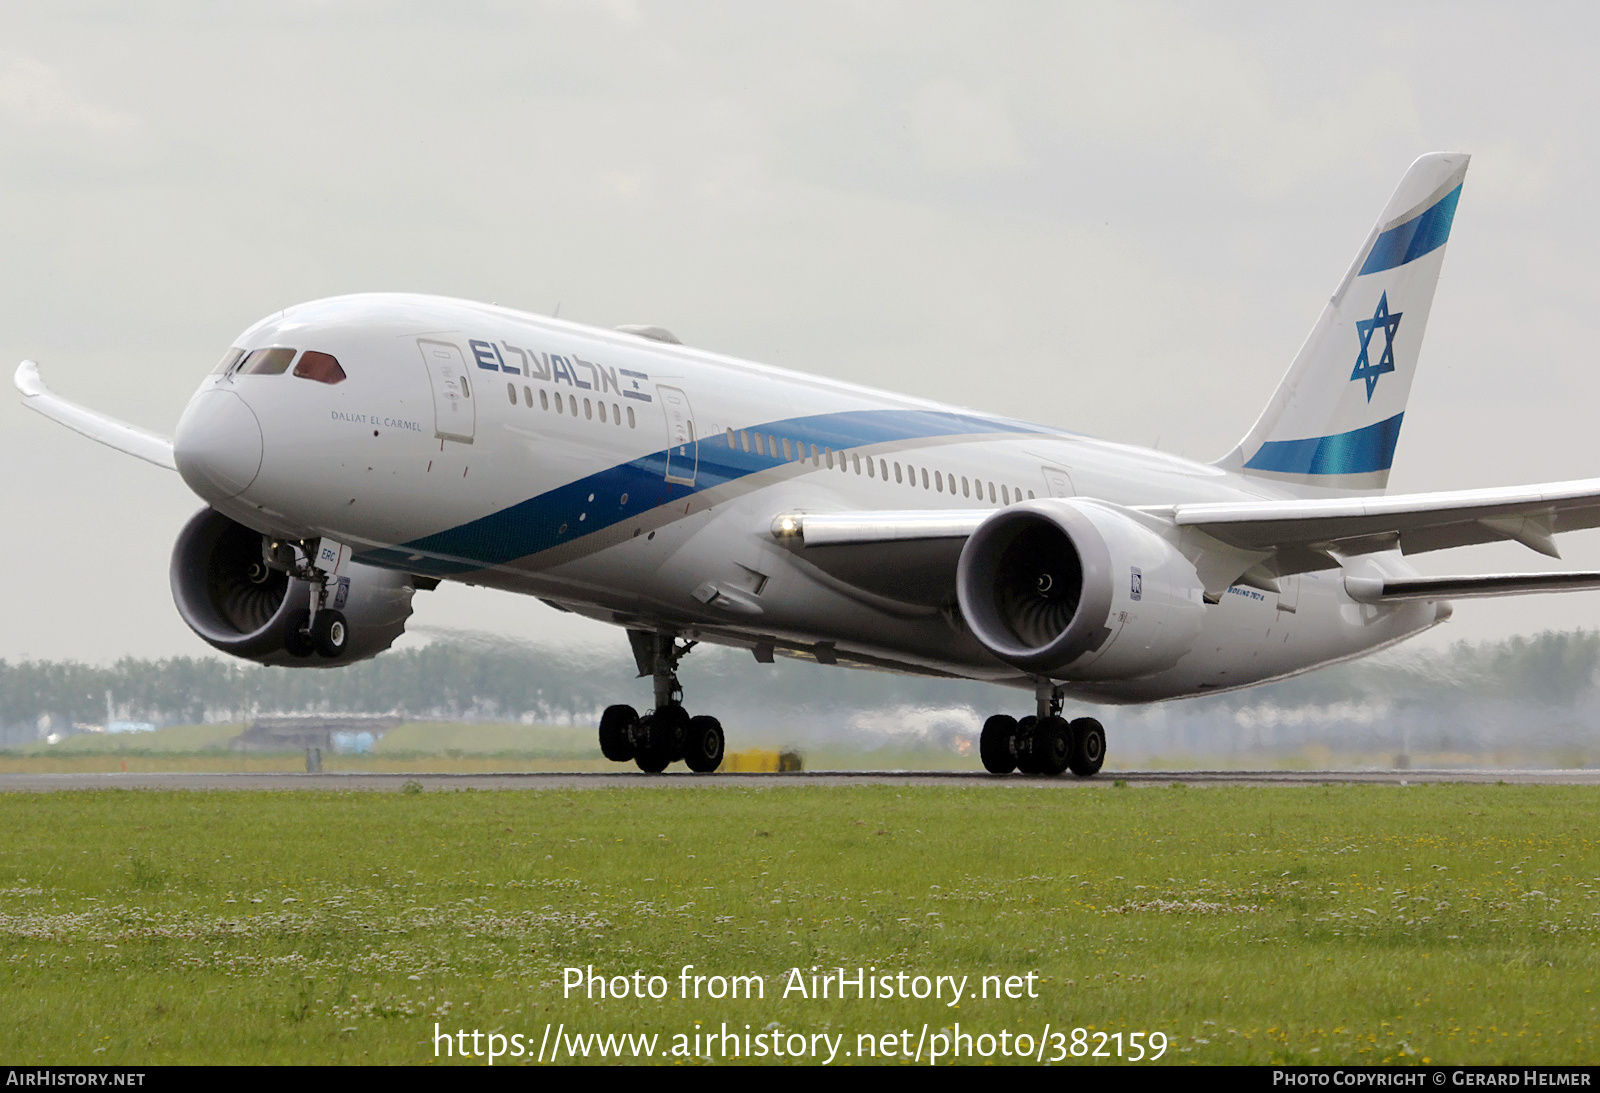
[979,682,1106,778]
[598,633,726,774]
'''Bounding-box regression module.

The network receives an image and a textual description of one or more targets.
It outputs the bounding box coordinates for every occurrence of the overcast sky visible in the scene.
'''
[5,2,1600,664]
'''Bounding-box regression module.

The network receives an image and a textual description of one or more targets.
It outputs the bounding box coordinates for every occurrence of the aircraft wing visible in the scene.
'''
[13,360,176,471]
[775,479,1600,608]
[1166,479,1600,559]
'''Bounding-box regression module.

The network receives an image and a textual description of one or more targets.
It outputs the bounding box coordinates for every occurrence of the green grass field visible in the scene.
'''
[0,784,1596,1065]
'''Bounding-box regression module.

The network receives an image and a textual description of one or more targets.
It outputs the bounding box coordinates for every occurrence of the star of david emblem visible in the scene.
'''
[1351,291,1403,401]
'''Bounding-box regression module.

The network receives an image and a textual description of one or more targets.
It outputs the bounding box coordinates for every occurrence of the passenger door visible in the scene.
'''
[658,385,698,485]
[1042,466,1075,497]
[417,339,475,443]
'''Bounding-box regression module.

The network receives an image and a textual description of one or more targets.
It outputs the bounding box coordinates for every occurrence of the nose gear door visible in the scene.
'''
[417,339,475,443]
[658,385,697,485]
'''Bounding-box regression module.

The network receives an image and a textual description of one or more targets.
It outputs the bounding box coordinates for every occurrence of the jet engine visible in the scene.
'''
[170,507,416,667]
[956,499,1206,680]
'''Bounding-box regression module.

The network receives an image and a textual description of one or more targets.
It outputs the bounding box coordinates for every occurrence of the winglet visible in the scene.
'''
[14,360,177,471]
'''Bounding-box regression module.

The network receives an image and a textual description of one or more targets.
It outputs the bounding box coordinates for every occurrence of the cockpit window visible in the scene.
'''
[212,348,246,375]
[293,351,346,385]
[239,347,296,375]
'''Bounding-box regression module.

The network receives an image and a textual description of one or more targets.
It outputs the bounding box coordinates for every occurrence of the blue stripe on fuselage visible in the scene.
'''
[354,408,1059,576]
[1358,184,1461,276]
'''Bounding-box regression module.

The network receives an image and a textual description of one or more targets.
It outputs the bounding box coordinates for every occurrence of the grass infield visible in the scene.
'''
[0,783,1596,1065]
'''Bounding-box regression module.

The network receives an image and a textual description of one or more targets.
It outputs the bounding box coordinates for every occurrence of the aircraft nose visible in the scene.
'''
[173,389,264,502]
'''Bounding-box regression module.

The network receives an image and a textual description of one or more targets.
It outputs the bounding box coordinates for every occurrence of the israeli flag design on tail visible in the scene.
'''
[1218,152,1469,494]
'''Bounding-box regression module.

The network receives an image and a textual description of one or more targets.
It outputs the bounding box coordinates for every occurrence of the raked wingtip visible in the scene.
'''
[14,360,43,397]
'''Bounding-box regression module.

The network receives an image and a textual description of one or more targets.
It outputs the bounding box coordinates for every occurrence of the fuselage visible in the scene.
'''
[173,292,1444,703]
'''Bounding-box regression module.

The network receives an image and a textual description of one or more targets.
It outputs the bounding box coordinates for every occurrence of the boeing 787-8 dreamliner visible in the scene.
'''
[20,152,1600,776]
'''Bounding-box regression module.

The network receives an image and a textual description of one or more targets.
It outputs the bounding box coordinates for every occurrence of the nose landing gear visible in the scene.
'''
[978,683,1106,778]
[598,633,727,774]
[264,537,349,660]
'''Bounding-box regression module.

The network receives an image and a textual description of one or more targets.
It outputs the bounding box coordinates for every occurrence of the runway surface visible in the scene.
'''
[1,769,1598,792]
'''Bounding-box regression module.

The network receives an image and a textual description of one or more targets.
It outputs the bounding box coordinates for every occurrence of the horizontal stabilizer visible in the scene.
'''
[13,360,175,471]
[1345,571,1600,603]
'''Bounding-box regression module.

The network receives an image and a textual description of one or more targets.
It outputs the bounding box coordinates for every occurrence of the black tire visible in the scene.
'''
[979,714,1018,774]
[652,704,691,762]
[1013,715,1041,774]
[634,749,670,774]
[1068,717,1107,777]
[1034,715,1072,776]
[312,610,349,659]
[598,704,638,761]
[631,713,671,772]
[283,610,315,658]
[684,715,725,773]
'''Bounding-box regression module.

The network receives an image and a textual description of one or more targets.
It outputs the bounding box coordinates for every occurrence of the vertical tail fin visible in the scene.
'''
[1217,152,1470,494]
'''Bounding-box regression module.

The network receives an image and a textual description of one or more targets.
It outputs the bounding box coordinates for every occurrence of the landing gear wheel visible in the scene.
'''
[684,715,725,773]
[598,704,638,761]
[1068,717,1106,777]
[283,610,315,658]
[1014,715,1042,774]
[979,714,1019,774]
[312,610,349,659]
[632,714,670,774]
[1034,715,1072,776]
[633,704,690,773]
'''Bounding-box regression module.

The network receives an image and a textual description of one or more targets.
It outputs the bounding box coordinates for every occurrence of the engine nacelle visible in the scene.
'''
[170,507,416,667]
[956,499,1206,680]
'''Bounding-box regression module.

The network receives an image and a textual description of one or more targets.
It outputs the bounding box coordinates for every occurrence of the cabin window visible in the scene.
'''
[598,401,608,423]
[293,351,346,385]
[613,403,622,424]
[1001,484,1010,504]
[894,462,902,484]
[459,373,471,399]
[523,386,533,406]
[921,467,929,489]
[507,382,517,404]
[934,471,943,492]
[240,347,296,375]
[740,430,750,452]
[627,406,636,428]
[1027,490,1035,499]
[782,438,793,460]
[540,389,550,410]
[852,454,861,474]
[727,428,736,447]
[810,444,819,466]
[988,481,996,503]
[568,394,577,416]
[584,398,593,420]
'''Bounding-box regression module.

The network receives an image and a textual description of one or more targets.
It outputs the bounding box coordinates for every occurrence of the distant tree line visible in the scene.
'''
[3,629,1599,741]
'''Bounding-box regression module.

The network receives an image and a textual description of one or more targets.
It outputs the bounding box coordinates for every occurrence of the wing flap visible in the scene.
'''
[14,361,176,471]
[1346,571,1600,603]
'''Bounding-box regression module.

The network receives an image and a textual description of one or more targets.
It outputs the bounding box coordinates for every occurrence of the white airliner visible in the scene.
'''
[18,152,1600,776]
